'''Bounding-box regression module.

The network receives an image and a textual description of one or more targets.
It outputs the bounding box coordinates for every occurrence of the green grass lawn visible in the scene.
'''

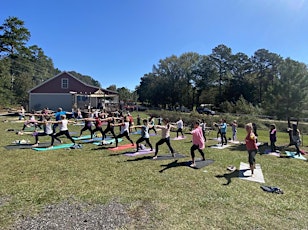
[0,115,307,229]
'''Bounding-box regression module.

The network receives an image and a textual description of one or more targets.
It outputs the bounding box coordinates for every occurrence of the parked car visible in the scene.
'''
[135,105,148,111]
[196,107,215,115]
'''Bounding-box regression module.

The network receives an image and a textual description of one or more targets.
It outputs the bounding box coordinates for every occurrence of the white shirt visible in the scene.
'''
[60,119,69,131]
[120,122,130,134]
[176,120,183,129]
[45,123,53,135]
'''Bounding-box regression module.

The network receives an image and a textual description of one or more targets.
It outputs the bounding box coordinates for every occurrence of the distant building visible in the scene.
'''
[28,71,118,111]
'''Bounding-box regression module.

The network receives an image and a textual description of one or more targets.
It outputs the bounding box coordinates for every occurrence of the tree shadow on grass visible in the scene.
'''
[215,169,248,186]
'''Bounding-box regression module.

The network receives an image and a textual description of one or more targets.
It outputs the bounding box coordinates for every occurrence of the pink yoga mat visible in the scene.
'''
[171,136,186,140]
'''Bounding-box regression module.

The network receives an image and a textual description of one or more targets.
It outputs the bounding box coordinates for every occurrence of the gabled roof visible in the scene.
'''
[28,71,118,94]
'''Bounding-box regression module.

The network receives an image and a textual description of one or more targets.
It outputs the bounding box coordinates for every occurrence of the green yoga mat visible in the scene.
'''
[33,143,75,151]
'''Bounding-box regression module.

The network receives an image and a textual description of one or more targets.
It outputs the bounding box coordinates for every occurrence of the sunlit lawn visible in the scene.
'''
[0,114,307,229]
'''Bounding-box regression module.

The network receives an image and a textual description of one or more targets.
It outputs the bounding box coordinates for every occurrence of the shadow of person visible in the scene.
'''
[215,169,242,185]
[126,156,154,162]
[159,160,189,173]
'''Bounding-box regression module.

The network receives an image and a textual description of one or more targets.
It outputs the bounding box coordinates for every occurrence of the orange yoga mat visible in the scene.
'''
[109,143,136,151]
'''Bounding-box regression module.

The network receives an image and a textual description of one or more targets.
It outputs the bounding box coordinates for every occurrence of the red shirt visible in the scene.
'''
[95,118,102,127]
[245,131,258,150]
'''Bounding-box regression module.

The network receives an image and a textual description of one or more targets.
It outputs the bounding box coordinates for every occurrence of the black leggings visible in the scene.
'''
[136,137,153,151]
[51,130,75,146]
[190,144,205,160]
[115,131,133,147]
[220,132,227,145]
[149,126,157,134]
[248,150,257,165]
[34,132,61,144]
[176,128,183,137]
[80,125,93,138]
[103,127,117,139]
[155,137,174,156]
[92,127,105,140]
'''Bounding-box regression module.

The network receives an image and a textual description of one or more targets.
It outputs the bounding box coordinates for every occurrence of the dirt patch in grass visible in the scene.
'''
[12,198,157,230]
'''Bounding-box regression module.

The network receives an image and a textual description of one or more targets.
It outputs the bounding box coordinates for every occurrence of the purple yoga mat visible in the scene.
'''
[124,148,155,156]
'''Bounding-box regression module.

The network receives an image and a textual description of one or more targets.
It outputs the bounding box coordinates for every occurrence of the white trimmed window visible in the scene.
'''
[61,78,69,89]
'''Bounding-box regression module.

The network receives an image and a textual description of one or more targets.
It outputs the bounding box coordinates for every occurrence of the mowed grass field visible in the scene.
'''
[0,113,307,229]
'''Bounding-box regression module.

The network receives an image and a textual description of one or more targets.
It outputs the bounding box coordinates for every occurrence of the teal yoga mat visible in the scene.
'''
[72,135,92,140]
[33,143,75,151]
[285,151,307,160]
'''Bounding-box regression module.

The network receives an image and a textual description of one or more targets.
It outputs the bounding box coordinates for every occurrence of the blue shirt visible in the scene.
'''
[55,111,66,121]
[220,122,227,133]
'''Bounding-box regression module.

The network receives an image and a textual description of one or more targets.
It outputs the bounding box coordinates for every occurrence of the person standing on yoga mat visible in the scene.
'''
[91,114,106,141]
[52,108,66,133]
[135,114,141,131]
[134,119,153,152]
[103,115,118,140]
[148,116,157,135]
[200,119,207,142]
[49,115,75,148]
[113,116,134,148]
[287,123,301,155]
[190,120,205,167]
[32,116,62,147]
[174,117,184,138]
[231,120,238,142]
[245,123,258,177]
[153,118,175,159]
[269,124,277,152]
[219,119,228,146]
[78,113,94,140]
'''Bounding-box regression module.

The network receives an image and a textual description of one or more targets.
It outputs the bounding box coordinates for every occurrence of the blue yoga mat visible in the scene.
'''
[33,143,75,151]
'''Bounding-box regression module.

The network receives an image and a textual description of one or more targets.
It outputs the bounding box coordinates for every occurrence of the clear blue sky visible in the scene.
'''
[1,0,308,90]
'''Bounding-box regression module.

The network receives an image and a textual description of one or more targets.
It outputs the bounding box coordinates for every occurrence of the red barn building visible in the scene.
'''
[28,72,118,111]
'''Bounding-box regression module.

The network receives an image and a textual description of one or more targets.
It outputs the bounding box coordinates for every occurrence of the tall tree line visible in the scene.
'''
[0,17,100,107]
[137,45,308,119]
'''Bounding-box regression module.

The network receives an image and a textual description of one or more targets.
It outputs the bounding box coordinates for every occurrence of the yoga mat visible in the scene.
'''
[81,137,103,143]
[92,138,123,146]
[285,151,307,161]
[263,149,280,157]
[109,143,136,151]
[73,122,85,126]
[32,143,75,151]
[171,136,187,141]
[131,130,141,135]
[229,140,241,144]
[210,144,231,149]
[189,159,214,169]
[5,142,50,150]
[124,148,155,156]
[153,153,186,160]
[72,135,92,140]
[239,162,265,183]
[11,140,30,144]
